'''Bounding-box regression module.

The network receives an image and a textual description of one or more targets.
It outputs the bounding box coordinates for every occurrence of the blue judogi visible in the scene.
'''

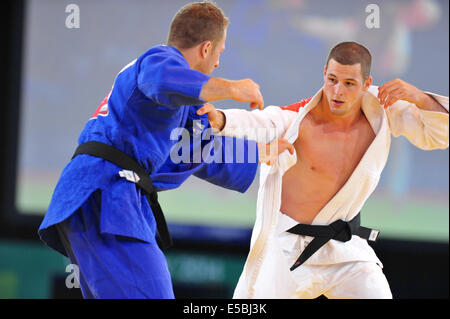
[38,45,258,298]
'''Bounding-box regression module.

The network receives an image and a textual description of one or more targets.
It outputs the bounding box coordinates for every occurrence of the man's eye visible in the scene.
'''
[329,78,336,83]
[346,82,354,86]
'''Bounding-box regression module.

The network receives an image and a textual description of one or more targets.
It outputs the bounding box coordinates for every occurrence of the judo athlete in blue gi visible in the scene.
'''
[38,2,293,299]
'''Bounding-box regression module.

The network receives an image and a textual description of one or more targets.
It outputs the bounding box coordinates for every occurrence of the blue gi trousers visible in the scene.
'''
[56,190,174,299]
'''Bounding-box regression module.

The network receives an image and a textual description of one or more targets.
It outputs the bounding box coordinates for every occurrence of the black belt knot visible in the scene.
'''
[286,213,379,271]
[329,219,353,242]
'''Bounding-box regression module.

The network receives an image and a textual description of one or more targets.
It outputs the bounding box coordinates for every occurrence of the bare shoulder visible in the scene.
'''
[298,111,316,136]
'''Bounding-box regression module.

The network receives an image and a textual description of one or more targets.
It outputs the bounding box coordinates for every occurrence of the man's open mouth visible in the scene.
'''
[332,99,344,106]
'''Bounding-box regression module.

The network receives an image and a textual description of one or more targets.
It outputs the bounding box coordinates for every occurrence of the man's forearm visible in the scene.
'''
[417,93,449,114]
[199,77,264,109]
[200,77,236,102]
[378,79,448,114]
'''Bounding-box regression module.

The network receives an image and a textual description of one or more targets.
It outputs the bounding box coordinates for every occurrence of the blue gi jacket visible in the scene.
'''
[38,45,258,256]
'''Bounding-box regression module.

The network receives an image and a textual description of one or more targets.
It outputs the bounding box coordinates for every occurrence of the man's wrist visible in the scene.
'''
[214,77,236,101]
[225,79,237,100]
[417,91,431,109]
[200,77,235,101]
[417,92,447,113]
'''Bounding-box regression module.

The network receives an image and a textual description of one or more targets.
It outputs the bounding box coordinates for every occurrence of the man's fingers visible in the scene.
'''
[250,94,264,110]
[196,107,205,115]
[259,138,294,166]
[256,90,264,110]
[381,87,404,108]
[233,78,265,110]
[250,102,264,110]
[378,79,409,105]
[258,96,264,110]
[250,99,264,110]
[378,78,401,91]
[277,138,294,155]
[385,94,402,108]
[379,86,404,107]
[249,79,263,110]
[378,83,401,104]
[197,103,214,115]
[378,79,398,97]
[287,143,294,155]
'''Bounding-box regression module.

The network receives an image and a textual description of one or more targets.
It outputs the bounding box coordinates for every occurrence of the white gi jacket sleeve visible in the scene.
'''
[217,106,297,143]
[368,86,449,150]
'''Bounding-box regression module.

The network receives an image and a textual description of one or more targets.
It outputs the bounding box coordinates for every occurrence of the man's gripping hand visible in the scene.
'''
[378,78,447,113]
[231,78,264,110]
[197,103,226,131]
[257,138,294,166]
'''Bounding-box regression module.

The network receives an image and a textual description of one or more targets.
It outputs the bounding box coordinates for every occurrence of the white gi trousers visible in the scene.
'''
[275,211,392,299]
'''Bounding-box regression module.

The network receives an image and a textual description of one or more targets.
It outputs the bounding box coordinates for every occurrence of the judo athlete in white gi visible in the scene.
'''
[198,42,449,299]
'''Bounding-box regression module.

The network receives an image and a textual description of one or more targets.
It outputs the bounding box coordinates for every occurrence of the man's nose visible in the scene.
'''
[334,82,343,96]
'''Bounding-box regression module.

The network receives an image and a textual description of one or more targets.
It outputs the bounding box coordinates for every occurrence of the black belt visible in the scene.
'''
[287,213,379,271]
[72,141,173,249]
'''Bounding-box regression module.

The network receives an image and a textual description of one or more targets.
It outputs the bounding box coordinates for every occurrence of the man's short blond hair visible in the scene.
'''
[167,1,229,49]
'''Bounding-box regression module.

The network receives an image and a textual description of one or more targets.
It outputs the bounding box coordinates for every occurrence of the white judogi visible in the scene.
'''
[218,86,449,299]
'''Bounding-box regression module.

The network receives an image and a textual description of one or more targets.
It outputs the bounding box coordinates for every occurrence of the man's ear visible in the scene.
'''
[199,41,212,59]
[323,64,327,77]
[363,76,373,91]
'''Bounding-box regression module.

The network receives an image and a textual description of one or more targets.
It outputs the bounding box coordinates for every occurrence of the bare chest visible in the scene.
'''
[280,114,375,223]
[297,125,372,180]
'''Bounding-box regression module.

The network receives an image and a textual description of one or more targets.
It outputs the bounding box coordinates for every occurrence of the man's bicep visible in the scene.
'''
[137,55,210,107]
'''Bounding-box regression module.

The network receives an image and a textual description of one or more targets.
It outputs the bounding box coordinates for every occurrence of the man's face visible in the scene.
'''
[323,59,371,116]
[199,29,227,75]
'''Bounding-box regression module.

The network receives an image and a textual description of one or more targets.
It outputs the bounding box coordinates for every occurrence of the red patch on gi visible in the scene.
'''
[280,97,312,113]
[90,90,111,119]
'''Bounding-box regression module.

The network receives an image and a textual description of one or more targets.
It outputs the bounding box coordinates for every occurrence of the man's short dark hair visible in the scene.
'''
[326,42,372,80]
[167,1,229,49]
